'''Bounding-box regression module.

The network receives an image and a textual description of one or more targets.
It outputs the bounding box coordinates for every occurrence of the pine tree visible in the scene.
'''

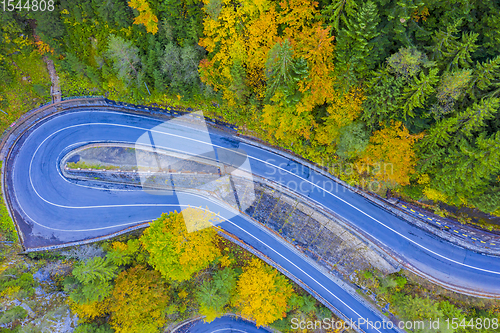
[468,55,500,99]
[443,31,479,70]
[426,19,462,63]
[106,35,141,86]
[401,67,439,119]
[265,39,308,104]
[73,257,117,285]
[334,1,380,87]
[321,0,358,33]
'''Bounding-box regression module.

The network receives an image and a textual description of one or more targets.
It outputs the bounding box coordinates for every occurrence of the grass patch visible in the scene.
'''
[66,161,121,171]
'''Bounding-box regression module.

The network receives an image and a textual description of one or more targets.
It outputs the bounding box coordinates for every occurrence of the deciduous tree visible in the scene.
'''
[362,121,424,186]
[140,208,221,281]
[128,0,158,34]
[110,265,169,333]
[233,258,293,326]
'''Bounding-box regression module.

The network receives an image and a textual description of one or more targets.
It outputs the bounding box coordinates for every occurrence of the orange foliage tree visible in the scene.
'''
[110,265,169,333]
[233,258,294,327]
[361,121,424,186]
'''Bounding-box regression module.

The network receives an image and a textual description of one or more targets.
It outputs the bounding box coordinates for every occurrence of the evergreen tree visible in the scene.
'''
[468,55,500,100]
[401,67,439,119]
[334,1,380,88]
[195,268,237,322]
[443,31,479,70]
[321,0,358,33]
[426,19,462,63]
[106,35,141,86]
[67,257,118,304]
[265,39,308,104]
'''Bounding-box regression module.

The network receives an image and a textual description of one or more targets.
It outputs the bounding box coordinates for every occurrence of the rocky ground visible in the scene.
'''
[0,244,77,332]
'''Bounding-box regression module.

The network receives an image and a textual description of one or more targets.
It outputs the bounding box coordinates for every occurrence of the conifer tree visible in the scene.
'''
[468,55,500,99]
[401,67,439,119]
[443,31,479,70]
[334,1,380,87]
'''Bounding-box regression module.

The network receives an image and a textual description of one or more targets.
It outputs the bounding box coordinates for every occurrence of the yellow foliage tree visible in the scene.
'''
[68,298,111,322]
[140,208,221,281]
[199,0,279,105]
[233,258,294,327]
[128,0,158,34]
[361,121,424,186]
[110,265,169,333]
[314,88,365,148]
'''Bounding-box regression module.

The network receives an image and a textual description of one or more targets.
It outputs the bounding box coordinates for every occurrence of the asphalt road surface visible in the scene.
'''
[5,109,500,332]
[174,316,273,333]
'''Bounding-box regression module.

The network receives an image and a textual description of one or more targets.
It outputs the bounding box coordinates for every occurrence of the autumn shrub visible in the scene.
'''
[68,298,111,323]
[0,272,35,298]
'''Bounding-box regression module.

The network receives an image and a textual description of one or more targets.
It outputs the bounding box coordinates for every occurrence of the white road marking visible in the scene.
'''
[14,111,500,278]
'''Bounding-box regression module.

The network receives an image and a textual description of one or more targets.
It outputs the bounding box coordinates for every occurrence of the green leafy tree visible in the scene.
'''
[392,293,445,332]
[387,47,426,79]
[433,69,472,117]
[74,323,113,333]
[106,239,144,267]
[336,121,370,159]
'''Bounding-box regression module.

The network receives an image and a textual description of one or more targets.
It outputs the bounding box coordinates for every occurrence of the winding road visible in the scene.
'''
[3,104,500,332]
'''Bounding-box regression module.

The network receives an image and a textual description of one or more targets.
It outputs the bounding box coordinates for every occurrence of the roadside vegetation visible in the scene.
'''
[0,208,341,332]
[66,161,122,171]
[354,268,500,333]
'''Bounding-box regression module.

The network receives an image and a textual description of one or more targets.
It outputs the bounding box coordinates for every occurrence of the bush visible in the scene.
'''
[0,306,27,324]
[0,194,16,242]
[0,272,36,297]
[74,323,113,333]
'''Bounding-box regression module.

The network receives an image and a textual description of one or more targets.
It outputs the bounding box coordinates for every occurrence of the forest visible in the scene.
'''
[1,0,500,331]
[1,0,500,222]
